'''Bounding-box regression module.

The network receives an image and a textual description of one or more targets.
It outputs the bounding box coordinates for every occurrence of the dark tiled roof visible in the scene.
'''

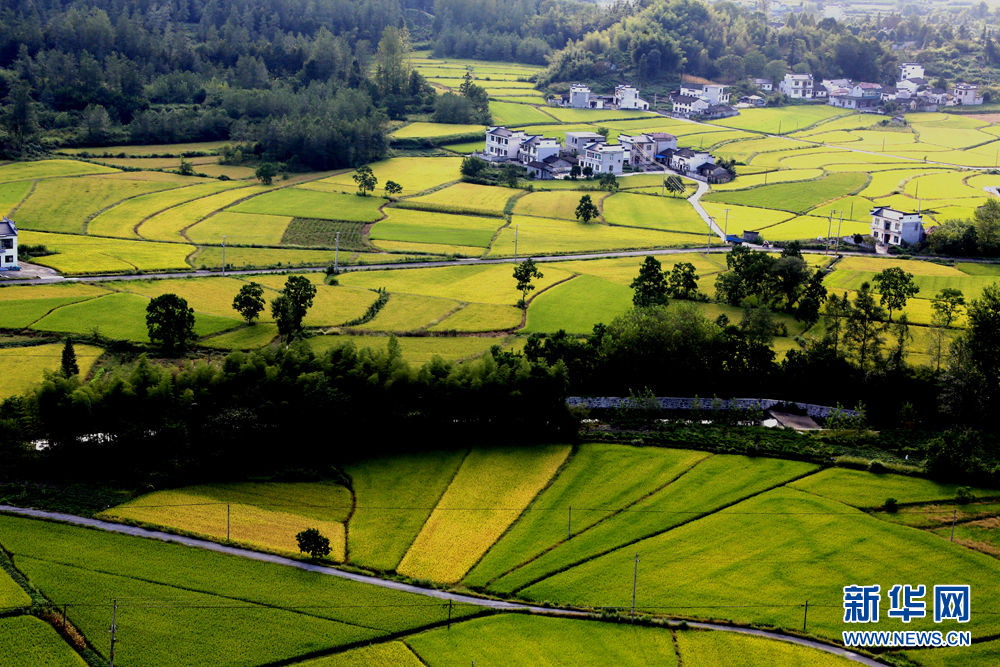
[0,217,16,236]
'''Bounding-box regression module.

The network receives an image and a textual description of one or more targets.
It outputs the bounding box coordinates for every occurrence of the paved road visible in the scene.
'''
[0,504,887,665]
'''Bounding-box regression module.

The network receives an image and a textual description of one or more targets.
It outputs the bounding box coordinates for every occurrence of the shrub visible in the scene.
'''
[956,487,976,505]
[295,528,331,558]
[884,497,899,513]
[868,459,888,474]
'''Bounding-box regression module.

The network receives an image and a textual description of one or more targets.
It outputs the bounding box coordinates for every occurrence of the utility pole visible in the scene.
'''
[707,224,712,254]
[724,208,730,242]
[227,504,230,542]
[568,506,572,540]
[514,225,518,262]
[951,508,957,542]
[826,212,834,255]
[221,235,226,276]
[108,598,118,667]
[448,599,453,629]
[803,600,809,631]
[631,554,640,623]
[835,212,844,254]
[334,231,340,274]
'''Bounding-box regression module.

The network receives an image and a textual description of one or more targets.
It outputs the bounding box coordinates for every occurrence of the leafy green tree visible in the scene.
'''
[459,71,473,95]
[823,293,852,355]
[61,339,79,377]
[974,198,1000,253]
[582,165,594,178]
[631,256,670,307]
[513,258,544,309]
[569,164,582,179]
[596,126,610,139]
[500,163,520,188]
[296,528,331,558]
[255,162,278,185]
[872,267,919,322]
[384,180,402,197]
[932,288,966,328]
[271,294,296,340]
[284,275,317,327]
[885,313,913,371]
[771,253,810,308]
[374,26,411,96]
[178,158,195,176]
[965,282,1000,387]
[353,165,377,195]
[795,270,828,325]
[233,282,266,324]
[461,156,486,178]
[146,294,196,353]
[667,262,698,299]
[3,81,38,149]
[664,175,686,197]
[599,172,619,191]
[575,194,599,223]
[845,282,887,372]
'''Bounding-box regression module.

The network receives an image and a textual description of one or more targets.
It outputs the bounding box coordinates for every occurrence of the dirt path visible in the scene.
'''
[0,504,887,666]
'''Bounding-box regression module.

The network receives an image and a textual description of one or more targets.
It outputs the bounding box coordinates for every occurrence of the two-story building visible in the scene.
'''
[679,83,730,105]
[897,77,926,95]
[779,73,814,99]
[0,217,17,271]
[898,62,925,82]
[953,83,984,106]
[614,85,649,110]
[565,131,606,154]
[578,142,624,175]
[670,94,710,118]
[828,82,882,109]
[870,206,925,247]
[485,126,527,159]
[754,78,773,92]
[667,148,715,175]
[518,135,561,165]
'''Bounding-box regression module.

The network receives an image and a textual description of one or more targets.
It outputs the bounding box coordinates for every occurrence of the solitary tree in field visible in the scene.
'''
[178,158,195,176]
[631,256,669,307]
[667,262,699,299]
[255,162,278,185]
[61,339,79,377]
[233,282,266,324]
[384,180,402,198]
[932,288,966,328]
[576,195,599,223]
[353,165,377,195]
[146,293,196,353]
[513,258,544,309]
[873,267,919,323]
[271,275,318,339]
[664,175,686,198]
[296,528,331,559]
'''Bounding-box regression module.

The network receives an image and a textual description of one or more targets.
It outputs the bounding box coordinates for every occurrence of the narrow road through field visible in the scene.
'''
[0,504,887,666]
[687,179,726,241]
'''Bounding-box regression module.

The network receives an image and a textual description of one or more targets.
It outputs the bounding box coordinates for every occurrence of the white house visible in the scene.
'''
[620,132,676,166]
[898,62,925,82]
[614,85,649,110]
[670,94,710,118]
[897,77,926,95]
[779,73,814,98]
[519,135,561,165]
[953,83,984,105]
[484,126,526,159]
[668,147,715,174]
[579,142,624,175]
[680,83,730,105]
[0,217,17,270]
[870,206,925,247]
[566,83,606,109]
[565,131,606,154]
[828,82,882,109]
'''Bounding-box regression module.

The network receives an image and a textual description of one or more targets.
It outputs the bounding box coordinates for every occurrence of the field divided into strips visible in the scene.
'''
[710,106,848,134]
[702,172,867,214]
[788,468,998,508]
[245,274,379,327]
[557,253,728,289]
[138,185,267,242]
[113,277,267,320]
[102,481,352,560]
[401,183,514,215]
[294,642,425,667]
[489,215,702,258]
[317,158,462,196]
[858,168,948,198]
[0,615,88,667]
[194,246,344,270]
[0,159,119,182]
[542,108,659,123]
[520,486,1000,642]
[463,444,706,588]
[602,192,707,234]
[13,176,184,234]
[307,334,516,365]
[675,629,857,667]
[0,180,33,216]
[89,181,246,238]
[60,140,230,156]
[345,450,468,571]
[904,170,983,199]
[230,188,384,222]
[823,256,994,305]
[523,274,632,334]
[709,168,825,191]
[186,212,293,246]
[515,190,610,221]
[0,563,30,607]
[397,445,571,583]
[701,203,795,232]
[794,112,885,135]
[338,263,573,305]
[30,292,238,342]
[427,302,522,331]
[0,283,110,328]
[370,208,502,248]
[755,215,870,242]
[354,293,460,332]
[492,456,817,594]
[713,136,802,161]
[490,101,556,125]
[0,343,103,400]
[391,122,486,140]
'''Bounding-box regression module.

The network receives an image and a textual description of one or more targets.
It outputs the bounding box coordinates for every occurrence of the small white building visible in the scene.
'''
[614,85,649,110]
[668,148,715,174]
[870,206,925,247]
[0,217,17,270]
[899,62,925,82]
[567,83,605,109]
[671,94,710,118]
[953,83,984,106]
[754,78,773,92]
[779,73,814,98]
[579,142,624,175]
[679,83,730,105]
[897,77,926,95]
[565,131,606,154]
[519,135,561,165]
[484,126,526,159]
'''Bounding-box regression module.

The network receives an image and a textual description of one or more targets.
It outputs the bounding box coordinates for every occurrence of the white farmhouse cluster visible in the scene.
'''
[669,82,739,119]
[557,84,649,110]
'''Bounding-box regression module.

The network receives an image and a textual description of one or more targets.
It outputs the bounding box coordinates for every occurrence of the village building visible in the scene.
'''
[525,155,575,180]
[0,217,17,271]
[578,142,625,175]
[953,83,984,106]
[564,131,607,154]
[899,62,925,81]
[828,82,882,109]
[870,206,925,247]
[679,82,730,105]
[779,73,814,99]
[614,85,649,110]
[620,132,677,168]
[670,94,709,118]
[484,126,526,159]
[518,135,561,165]
[754,78,773,92]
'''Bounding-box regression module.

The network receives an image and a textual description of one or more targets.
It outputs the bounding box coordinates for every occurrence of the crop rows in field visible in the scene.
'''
[88,180,246,238]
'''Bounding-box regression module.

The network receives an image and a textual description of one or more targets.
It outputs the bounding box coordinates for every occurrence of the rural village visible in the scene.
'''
[2,0,1000,666]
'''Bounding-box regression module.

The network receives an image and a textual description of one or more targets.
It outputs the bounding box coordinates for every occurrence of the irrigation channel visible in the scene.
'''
[0,503,885,666]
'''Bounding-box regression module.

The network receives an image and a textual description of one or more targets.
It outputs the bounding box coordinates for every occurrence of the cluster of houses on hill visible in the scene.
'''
[755,63,983,112]
[481,126,732,183]
[668,82,740,120]
[555,84,651,110]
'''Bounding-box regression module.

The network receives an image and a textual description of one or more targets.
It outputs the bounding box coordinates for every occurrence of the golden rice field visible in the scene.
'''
[1,343,104,400]
[396,445,571,583]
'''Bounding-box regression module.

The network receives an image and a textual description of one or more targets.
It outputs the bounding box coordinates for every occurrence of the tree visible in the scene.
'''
[717,54,745,83]
[500,163,520,188]
[664,175,686,197]
[599,172,619,192]
[80,104,112,144]
[885,313,913,371]
[459,71,473,95]
[461,156,486,178]
[569,165,582,179]
[845,282,887,373]
[576,195,599,223]
[233,282,266,324]
[3,81,38,149]
[61,339,80,377]
[255,162,278,185]
[973,198,1000,253]
[965,282,1000,387]
[295,528,331,558]
[932,288,966,328]
[796,270,828,326]
[667,262,699,299]
[581,165,594,178]
[271,294,297,340]
[823,293,852,355]
[353,165,377,195]
[513,259,543,309]
[285,275,317,326]
[146,294,196,353]
[374,26,411,96]
[384,180,402,198]
[744,51,767,78]
[178,158,195,176]
[872,267,919,322]
[631,256,670,307]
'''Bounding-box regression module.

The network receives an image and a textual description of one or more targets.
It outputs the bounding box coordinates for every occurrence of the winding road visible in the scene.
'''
[0,503,886,665]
